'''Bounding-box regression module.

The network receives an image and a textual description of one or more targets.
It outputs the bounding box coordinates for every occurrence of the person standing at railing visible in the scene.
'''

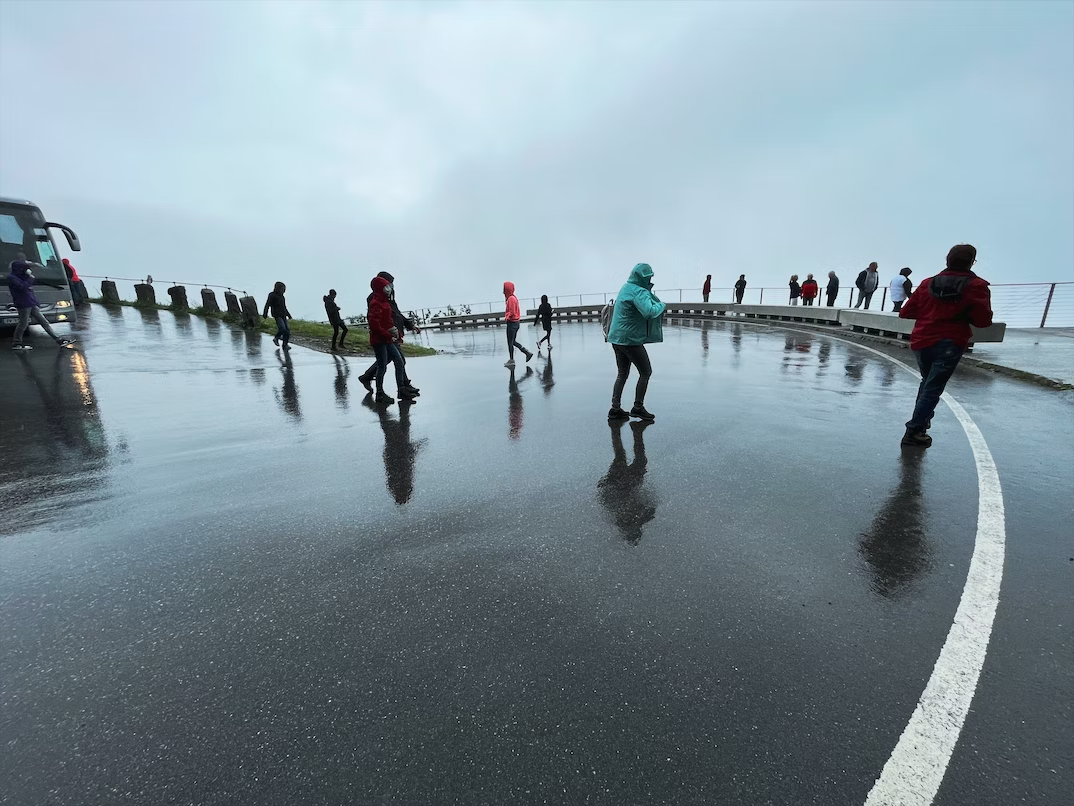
[535,294,554,352]
[801,274,819,306]
[703,274,712,303]
[854,262,880,309]
[898,244,992,448]
[262,281,292,350]
[735,275,747,304]
[62,259,82,305]
[788,275,801,306]
[825,271,840,306]
[607,263,665,422]
[888,268,913,312]
[324,289,348,351]
[503,281,533,368]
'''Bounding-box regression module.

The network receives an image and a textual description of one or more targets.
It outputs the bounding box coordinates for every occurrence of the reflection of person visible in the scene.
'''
[734,274,747,304]
[332,354,350,410]
[535,295,554,352]
[888,268,913,312]
[358,272,420,395]
[788,274,801,305]
[367,276,415,405]
[859,450,929,598]
[854,263,880,309]
[274,349,301,420]
[607,263,665,422]
[262,281,292,349]
[702,274,712,303]
[899,244,992,448]
[801,274,819,306]
[539,353,554,396]
[7,261,75,351]
[503,281,533,367]
[324,289,348,350]
[825,271,840,307]
[508,365,534,440]
[597,420,657,545]
[364,397,426,505]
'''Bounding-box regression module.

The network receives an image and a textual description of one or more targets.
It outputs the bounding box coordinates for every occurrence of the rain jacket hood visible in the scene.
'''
[503,281,521,321]
[607,263,665,345]
[7,260,38,309]
[503,281,516,297]
[368,277,395,345]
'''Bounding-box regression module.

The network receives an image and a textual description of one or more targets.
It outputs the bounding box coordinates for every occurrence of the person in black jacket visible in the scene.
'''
[734,274,747,304]
[535,294,554,351]
[854,262,880,309]
[359,271,420,395]
[826,271,840,306]
[262,281,292,349]
[324,289,348,350]
[788,274,801,306]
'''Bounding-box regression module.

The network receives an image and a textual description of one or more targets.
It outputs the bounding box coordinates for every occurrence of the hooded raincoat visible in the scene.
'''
[607,264,665,345]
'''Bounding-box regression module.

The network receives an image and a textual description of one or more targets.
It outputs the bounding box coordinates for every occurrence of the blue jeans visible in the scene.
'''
[907,339,964,431]
[274,317,290,347]
[374,342,406,391]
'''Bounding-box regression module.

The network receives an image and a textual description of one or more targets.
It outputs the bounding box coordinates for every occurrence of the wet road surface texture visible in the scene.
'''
[1,306,1071,806]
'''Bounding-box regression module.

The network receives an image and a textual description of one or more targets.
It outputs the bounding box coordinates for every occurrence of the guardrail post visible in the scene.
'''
[238,296,260,328]
[167,285,189,311]
[200,288,221,313]
[1040,283,1056,328]
[880,287,887,311]
[759,288,764,304]
[134,283,156,306]
[224,291,241,315]
[100,280,121,304]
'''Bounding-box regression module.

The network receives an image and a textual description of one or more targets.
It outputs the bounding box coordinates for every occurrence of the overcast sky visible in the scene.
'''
[2,0,1071,319]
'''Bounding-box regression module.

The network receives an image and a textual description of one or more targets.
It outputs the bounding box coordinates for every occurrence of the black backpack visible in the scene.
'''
[929,272,974,301]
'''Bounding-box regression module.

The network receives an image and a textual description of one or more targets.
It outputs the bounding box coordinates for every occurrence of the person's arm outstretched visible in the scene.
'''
[633,290,666,320]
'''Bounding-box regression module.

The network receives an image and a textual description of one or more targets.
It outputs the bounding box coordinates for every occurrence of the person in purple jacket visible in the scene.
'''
[7,260,75,351]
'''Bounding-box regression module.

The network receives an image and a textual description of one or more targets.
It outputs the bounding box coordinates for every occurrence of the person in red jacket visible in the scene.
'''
[503,281,533,367]
[898,244,993,447]
[800,274,819,306]
[702,274,712,303]
[367,276,415,405]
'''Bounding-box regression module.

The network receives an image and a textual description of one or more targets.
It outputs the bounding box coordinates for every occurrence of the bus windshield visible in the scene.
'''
[0,203,67,286]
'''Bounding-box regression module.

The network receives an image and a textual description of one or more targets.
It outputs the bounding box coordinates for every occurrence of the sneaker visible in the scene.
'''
[525,351,534,362]
[57,338,76,346]
[398,387,419,400]
[630,405,656,422]
[504,360,516,368]
[608,406,630,420]
[359,374,374,393]
[901,428,932,448]
[273,336,280,346]
[401,385,421,396]
[375,392,395,406]
[11,343,32,351]
[282,344,291,351]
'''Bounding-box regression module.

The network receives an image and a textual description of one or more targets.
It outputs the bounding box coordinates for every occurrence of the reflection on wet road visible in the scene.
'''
[1,306,1071,806]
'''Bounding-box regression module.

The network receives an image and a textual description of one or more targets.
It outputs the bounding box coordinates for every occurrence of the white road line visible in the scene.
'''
[784,332,1007,806]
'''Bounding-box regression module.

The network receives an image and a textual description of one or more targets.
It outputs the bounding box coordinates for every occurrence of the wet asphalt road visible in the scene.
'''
[1,306,1071,806]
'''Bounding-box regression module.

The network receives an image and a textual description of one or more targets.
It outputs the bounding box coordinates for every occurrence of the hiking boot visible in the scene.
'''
[398,387,419,400]
[273,336,280,346]
[504,359,516,368]
[608,406,630,420]
[901,428,932,448]
[630,405,656,422]
[375,392,395,406]
[403,381,420,393]
[401,385,421,396]
[359,373,374,393]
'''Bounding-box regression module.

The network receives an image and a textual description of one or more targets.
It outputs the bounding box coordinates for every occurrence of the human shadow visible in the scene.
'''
[508,365,534,440]
[858,450,931,598]
[538,354,554,397]
[332,354,350,410]
[597,419,658,545]
[363,396,427,505]
[273,349,301,421]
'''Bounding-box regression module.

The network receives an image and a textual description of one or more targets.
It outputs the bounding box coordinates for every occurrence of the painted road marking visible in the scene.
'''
[781,331,1007,806]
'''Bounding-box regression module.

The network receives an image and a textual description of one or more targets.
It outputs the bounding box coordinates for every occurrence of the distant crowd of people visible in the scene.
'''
[704,263,918,310]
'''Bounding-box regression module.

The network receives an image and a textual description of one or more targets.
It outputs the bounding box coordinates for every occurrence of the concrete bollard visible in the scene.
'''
[75,280,89,304]
[239,296,260,328]
[200,288,220,313]
[101,280,121,304]
[134,283,157,306]
[167,285,189,310]
[224,291,241,315]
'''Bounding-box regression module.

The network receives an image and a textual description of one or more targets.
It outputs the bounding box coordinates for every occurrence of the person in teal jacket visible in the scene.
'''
[607,263,665,422]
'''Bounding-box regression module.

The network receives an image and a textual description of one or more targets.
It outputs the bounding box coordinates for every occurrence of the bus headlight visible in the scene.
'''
[55,300,72,308]
[58,314,68,321]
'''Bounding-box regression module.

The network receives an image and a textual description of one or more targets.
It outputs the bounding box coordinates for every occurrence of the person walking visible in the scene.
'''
[801,274,819,306]
[734,274,747,304]
[367,276,416,405]
[358,271,420,396]
[262,281,292,349]
[503,281,533,367]
[898,245,992,447]
[854,262,880,309]
[889,268,913,312]
[703,274,712,303]
[788,274,801,306]
[607,263,665,422]
[7,260,75,350]
[535,294,554,351]
[324,289,348,350]
[825,271,840,306]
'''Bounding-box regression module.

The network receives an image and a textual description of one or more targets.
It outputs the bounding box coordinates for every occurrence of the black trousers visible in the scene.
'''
[331,320,348,347]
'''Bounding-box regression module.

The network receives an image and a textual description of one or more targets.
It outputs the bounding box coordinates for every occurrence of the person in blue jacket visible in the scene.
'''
[606,263,665,422]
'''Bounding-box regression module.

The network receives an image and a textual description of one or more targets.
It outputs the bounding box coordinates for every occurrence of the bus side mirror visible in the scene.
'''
[46,222,81,251]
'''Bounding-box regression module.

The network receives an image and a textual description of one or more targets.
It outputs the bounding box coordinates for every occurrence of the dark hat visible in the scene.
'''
[377,271,395,282]
[900,267,912,276]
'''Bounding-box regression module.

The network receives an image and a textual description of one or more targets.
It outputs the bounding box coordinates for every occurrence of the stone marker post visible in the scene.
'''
[239,296,260,328]
[224,291,241,315]
[200,288,220,313]
[134,283,157,306]
[167,285,189,311]
[100,280,121,304]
